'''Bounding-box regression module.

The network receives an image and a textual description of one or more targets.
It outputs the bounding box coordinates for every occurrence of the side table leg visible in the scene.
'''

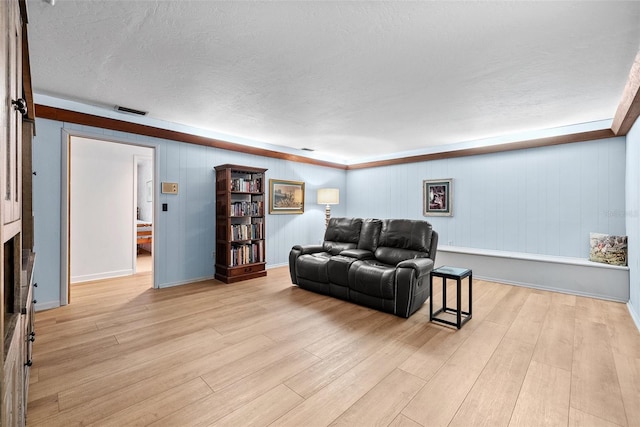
[469,273,473,319]
[429,274,434,320]
[442,277,447,311]
[457,278,462,329]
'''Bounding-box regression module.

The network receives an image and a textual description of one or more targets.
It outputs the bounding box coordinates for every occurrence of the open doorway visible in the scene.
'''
[63,134,155,304]
[134,155,153,274]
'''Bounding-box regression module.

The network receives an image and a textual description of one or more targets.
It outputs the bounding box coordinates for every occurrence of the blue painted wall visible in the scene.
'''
[32,118,346,308]
[626,119,640,326]
[32,116,628,310]
[346,138,626,258]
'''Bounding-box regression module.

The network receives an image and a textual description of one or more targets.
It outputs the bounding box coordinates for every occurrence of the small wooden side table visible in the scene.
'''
[430,266,472,329]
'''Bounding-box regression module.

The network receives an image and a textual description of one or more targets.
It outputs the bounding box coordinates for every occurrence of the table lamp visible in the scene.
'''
[317,188,339,228]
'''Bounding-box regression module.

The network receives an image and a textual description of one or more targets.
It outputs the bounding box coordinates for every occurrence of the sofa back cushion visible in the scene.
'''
[323,217,362,255]
[357,218,382,252]
[374,219,433,265]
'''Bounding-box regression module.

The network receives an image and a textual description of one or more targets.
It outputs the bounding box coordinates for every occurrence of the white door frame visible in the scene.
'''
[60,130,157,305]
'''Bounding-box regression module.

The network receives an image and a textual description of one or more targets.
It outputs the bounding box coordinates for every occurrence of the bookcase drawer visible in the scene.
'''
[227,263,265,277]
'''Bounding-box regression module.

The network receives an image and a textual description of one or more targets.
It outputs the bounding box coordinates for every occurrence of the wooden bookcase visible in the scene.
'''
[214,164,267,283]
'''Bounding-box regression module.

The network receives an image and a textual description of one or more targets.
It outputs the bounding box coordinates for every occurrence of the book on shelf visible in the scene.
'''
[229,241,264,266]
[230,222,264,241]
[229,201,264,216]
[230,176,263,193]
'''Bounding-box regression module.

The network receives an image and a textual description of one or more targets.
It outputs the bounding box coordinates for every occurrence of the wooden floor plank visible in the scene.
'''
[34,335,120,379]
[57,333,274,413]
[87,377,214,427]
[568,407,625,427]
[531,300,576,371]
[286,318,426,400]
[210,384,304,427]
[397,326,471,382]
[29,328,225,406]
[605,302,640,358]
[388,414,423,427]
[264,300,374,343]
[398,280,511,381]
[549,291,577,307]
[303,311,395,359]
[24,393,59,425]
[449,338,535,427]
[571,320,627,426]
[612,352,640,426]
[400,320,509,426]
[509,360,571,427]
[272,339,417,426]
[329,369,425,426]
[200,335,321,392]
[503,292,550,345]
[575,295,609,324]
[151,350,320,426]
[484,285,530,326]
[31,334,276,426]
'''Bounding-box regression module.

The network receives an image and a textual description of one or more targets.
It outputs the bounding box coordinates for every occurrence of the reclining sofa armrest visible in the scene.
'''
[339,249,374,260]
[429,231,438,263]
[292,244,324,255]
[395,257,435,318]
[397,257,434,277]
[289,244,324,284]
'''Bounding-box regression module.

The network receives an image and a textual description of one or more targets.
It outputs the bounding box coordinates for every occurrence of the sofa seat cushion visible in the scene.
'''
[348,260,396,300]
[323,241,357,256]
[328,255,358,286]
[375,247,428,266]
[296,252,331,283]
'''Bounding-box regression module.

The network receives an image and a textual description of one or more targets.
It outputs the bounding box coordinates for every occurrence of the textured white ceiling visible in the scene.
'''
[26,0,640,162]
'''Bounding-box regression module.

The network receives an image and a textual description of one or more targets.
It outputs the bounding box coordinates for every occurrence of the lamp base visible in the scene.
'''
[325,205,331,228]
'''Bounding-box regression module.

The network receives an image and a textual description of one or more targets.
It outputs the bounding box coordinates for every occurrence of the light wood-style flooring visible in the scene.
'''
[136,251,152,273]
[27,266,640,426]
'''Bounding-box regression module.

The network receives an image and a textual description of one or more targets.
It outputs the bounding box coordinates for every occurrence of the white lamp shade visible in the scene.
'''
[317,188,339,205]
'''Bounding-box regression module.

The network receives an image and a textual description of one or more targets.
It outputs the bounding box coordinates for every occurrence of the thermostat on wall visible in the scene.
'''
[161,182,178,194]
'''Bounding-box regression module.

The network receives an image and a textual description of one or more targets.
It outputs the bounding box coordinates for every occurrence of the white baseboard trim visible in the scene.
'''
[267,262,287,269]
[437,246,629,302]
[34,300,61,312]
[472,273,626,302]
[71,269,134,284]
[158,275,216,289]
[153,263,289,288]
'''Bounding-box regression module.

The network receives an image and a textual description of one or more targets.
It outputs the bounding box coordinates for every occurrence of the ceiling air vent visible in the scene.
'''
[115,105,148,116]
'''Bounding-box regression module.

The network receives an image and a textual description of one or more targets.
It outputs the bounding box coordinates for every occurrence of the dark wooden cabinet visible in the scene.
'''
[214,164,267,283]
[2,0,34,425]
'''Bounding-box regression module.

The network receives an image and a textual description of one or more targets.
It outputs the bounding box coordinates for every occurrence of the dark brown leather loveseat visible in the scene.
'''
[288,217,438,318]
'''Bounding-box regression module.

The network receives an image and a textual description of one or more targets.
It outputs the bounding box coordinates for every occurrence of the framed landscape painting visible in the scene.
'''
[423,179,453,217]
[269,179,305,214]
